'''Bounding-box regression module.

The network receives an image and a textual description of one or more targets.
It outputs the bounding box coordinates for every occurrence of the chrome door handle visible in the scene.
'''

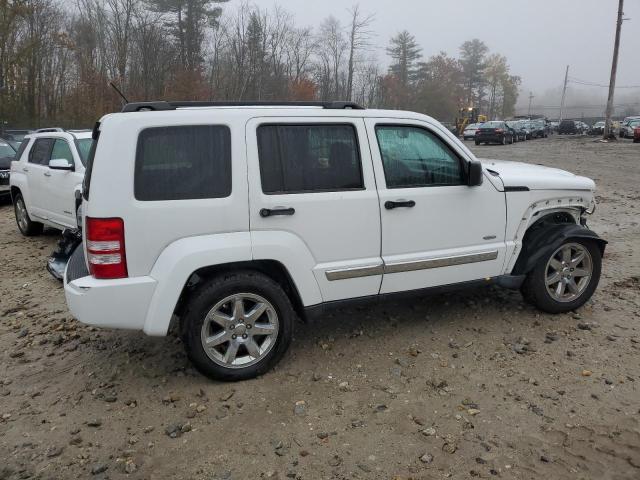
[44,172,51,177]
[260,207,295,217]
[385,200,416,210]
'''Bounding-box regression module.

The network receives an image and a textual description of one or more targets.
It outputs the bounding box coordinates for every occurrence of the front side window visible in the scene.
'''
[375,125,463,188]
[51,139,74,166]
[257,124,363,194]
[135,125,231,201]
[28,138,55,165]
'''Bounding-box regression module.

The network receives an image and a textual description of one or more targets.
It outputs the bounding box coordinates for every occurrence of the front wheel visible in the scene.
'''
[182,271,295,381]
[14,193,43,236]
[521,239,602,314]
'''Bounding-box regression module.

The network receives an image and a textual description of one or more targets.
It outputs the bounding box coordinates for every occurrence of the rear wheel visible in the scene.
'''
[475,140,480,146]
[14,193,43,236]
[521,239,601,314]
[182,271,295,381]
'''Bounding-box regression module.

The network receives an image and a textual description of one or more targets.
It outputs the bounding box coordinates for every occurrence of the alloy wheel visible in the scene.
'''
[545,243,593,303]
[200,293,279,369]
[15,198,29,232]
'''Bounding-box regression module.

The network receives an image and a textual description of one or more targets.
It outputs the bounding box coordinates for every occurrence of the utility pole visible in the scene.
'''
[603,0,624,139]
[559,65,569,121]
[527,92,534,116]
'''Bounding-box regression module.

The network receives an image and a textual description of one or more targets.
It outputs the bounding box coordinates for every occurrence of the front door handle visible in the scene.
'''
[385,200,416,210]
[44,172,51,177]
[260,207,295,218]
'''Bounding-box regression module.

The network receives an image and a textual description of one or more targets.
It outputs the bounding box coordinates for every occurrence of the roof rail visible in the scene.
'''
[35,127,65,133]
[121,101,365,113]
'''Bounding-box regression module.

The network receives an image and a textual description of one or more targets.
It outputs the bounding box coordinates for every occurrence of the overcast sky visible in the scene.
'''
[255,0,639,97]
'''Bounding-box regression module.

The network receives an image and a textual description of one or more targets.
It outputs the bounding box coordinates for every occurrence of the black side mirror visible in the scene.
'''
[468,161,483,187]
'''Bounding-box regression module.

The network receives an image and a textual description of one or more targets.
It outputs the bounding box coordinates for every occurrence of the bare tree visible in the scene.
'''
[345,4,374,101]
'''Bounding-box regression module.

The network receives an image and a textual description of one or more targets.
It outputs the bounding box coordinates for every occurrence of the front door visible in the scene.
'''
[25,137,55,220]
[45,139,83,228]
[364,118,507,294]
[246,117,382,303]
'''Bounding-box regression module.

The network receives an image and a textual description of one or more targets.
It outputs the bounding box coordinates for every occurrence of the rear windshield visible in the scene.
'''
[481,122,503,128]
[0,141,15,158]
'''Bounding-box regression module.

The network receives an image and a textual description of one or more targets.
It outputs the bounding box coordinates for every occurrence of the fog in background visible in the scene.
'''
[261,0,640,118]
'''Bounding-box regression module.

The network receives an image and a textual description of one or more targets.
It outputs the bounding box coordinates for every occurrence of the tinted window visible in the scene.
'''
[257,124,363,194]
[29,138,55,165]
[51,139,74,165]
[375,125,463,188]
[0,141,15,158]
[135,125,231,201]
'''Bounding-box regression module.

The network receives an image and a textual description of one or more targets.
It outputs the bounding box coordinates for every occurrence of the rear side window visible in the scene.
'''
[29,138,55,165]
[134,125,231,201]
[257,124,363,194]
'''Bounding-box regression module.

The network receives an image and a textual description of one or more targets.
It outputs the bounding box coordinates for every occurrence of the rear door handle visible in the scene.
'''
[44,172,51,177]
[260,207,295,217]
[385,200,416,210]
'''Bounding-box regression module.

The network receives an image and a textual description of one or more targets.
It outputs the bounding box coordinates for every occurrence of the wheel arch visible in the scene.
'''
[173,260,306,333]
[512,215,606,275]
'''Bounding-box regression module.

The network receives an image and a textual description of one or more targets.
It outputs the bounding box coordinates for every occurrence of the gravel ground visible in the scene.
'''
[1,135,639,480]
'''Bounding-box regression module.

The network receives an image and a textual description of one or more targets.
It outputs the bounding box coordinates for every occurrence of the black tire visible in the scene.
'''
[182,270,295,381]
[521,238,602,314]
[13,193,43,236]
[475,140,480,146]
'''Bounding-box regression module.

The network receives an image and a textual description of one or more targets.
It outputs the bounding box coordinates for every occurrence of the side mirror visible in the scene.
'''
[468,161,483,187]
[49,158,73,170]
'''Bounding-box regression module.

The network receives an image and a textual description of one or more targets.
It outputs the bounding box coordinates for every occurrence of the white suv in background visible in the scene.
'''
[10,129,92,235]
[64,101,606,381]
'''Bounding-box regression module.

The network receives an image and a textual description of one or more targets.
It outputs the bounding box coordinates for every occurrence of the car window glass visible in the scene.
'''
[0,141,15,157]
[28,138,54,165]
[257,124,363,194]
[75,139,92,166]
[375,125,463,188]
[51,139,74,165]
[135,125,231,201]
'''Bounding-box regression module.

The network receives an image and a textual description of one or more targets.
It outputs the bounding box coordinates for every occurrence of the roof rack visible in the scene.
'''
[121,101,365,113]
[35,127,65,133]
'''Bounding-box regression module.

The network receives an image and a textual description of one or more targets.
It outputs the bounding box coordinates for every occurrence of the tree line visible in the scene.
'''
[0,0,521,128]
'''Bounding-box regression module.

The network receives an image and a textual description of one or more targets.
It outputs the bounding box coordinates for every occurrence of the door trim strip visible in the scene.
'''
[384,250,499,274]
[325,264,384,281]
[324,250,499,281]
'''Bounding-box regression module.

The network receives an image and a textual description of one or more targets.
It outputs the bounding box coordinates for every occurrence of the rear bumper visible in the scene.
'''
[476,135,504,142]
[64,247,157,331]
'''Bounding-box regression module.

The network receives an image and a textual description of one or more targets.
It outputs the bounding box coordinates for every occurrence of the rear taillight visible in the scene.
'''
[86,217,128,279]
[495,128,504,133]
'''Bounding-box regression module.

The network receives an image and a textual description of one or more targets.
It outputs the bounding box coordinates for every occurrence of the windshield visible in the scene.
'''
[0,141,16,158]
[595,122,605,127]
[76,138,93,165]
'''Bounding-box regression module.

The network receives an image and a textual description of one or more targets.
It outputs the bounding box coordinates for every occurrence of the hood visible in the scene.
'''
[480,159,595,191]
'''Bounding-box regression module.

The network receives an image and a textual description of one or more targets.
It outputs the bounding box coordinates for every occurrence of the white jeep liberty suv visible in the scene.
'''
[64,101,605,381]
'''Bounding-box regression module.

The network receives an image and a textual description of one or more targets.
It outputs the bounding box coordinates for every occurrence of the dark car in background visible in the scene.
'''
[475,121,514,145]
[529,119,548,138]
[0,138,17,198]
[558,120,579,135]
[506,121,527,142]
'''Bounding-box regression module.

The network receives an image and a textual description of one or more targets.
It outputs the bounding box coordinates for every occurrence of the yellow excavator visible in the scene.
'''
[456,107,487,136]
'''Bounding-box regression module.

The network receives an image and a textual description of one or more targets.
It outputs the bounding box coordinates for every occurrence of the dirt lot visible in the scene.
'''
[1,135,639,480]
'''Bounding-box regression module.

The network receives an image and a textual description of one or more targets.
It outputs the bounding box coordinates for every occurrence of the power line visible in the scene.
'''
[568,76,640,89]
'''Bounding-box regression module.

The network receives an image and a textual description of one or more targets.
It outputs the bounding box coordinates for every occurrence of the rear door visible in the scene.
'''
[246,117,382,302]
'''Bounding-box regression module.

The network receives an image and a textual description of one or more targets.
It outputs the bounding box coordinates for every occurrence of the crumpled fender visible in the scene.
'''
[512,223,607,275]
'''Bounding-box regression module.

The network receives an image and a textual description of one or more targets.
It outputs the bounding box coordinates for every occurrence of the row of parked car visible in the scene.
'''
[558,116,640,141]
[462,119,550,145]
